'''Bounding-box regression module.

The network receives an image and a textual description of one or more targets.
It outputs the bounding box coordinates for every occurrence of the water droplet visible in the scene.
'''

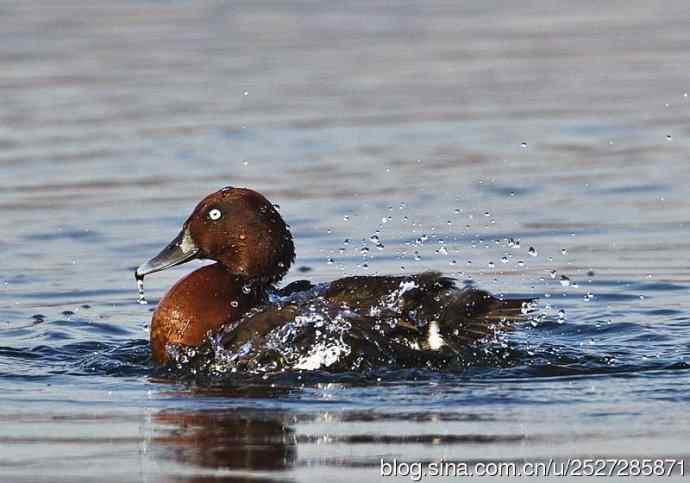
[559,275,571,287]
[561,248,567,255]
[360,246,369,256]
[516,260,524,267]
[449,259,457,265]
[528,246,537,256]
[343,238,350,245]
[666,134,672,141]
[231,300,239,308]
[343,215,350,222]
[272,203,280,210]
[414,252,422,261]
[550,270,557,279]
[136,278,147,305]
[520,142,528,148]
[375,243,385,250]
[507,237,520,248]
[327,257,335,264]
[243,91,249,96]
[501,256,509,264]
[361,263,369,270]
[242,284,252,294]
[557,309,566,322]
[454,208,461,215]
[437,246,448,256]
[369,234,380,244]
[488,261,495,268]
[483,211,490,217]
[584,292,594,301]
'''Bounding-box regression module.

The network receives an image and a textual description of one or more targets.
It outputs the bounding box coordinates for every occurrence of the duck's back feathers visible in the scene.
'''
[324,271,455,310]
[275,280,315,297]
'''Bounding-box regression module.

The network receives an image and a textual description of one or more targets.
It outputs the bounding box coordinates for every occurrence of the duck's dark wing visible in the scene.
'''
[217,272,534,371]
[218,301,455,371]
[434,288,534,349]
[325,271,533,346]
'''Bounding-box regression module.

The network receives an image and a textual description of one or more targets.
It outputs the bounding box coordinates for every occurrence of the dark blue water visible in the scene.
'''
[2,1,690,481]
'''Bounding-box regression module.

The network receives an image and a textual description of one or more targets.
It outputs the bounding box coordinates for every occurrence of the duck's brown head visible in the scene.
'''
[136,187,295,285]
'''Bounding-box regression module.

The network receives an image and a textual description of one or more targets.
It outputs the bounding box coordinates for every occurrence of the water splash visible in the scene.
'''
[136,277,148,305]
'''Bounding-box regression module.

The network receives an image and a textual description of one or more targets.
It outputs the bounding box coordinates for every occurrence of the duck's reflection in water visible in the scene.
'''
[150,408,297,482]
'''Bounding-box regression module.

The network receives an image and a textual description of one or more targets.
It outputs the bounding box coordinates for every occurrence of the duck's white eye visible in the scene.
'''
[208,208,222,221]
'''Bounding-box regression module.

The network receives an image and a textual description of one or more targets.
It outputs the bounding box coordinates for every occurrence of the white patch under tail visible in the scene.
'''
[427,320,444,350]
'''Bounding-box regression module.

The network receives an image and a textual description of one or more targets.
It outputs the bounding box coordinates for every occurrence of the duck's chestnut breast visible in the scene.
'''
[150,263,263,363]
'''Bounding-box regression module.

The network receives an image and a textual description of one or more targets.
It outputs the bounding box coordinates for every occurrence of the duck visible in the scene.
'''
[135,187,533,370]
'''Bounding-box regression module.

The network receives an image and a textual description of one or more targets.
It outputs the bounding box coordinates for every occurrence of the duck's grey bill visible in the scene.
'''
[135,227,199,278]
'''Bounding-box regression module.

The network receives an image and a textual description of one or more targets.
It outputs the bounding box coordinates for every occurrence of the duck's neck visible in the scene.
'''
[150,262,269,363]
